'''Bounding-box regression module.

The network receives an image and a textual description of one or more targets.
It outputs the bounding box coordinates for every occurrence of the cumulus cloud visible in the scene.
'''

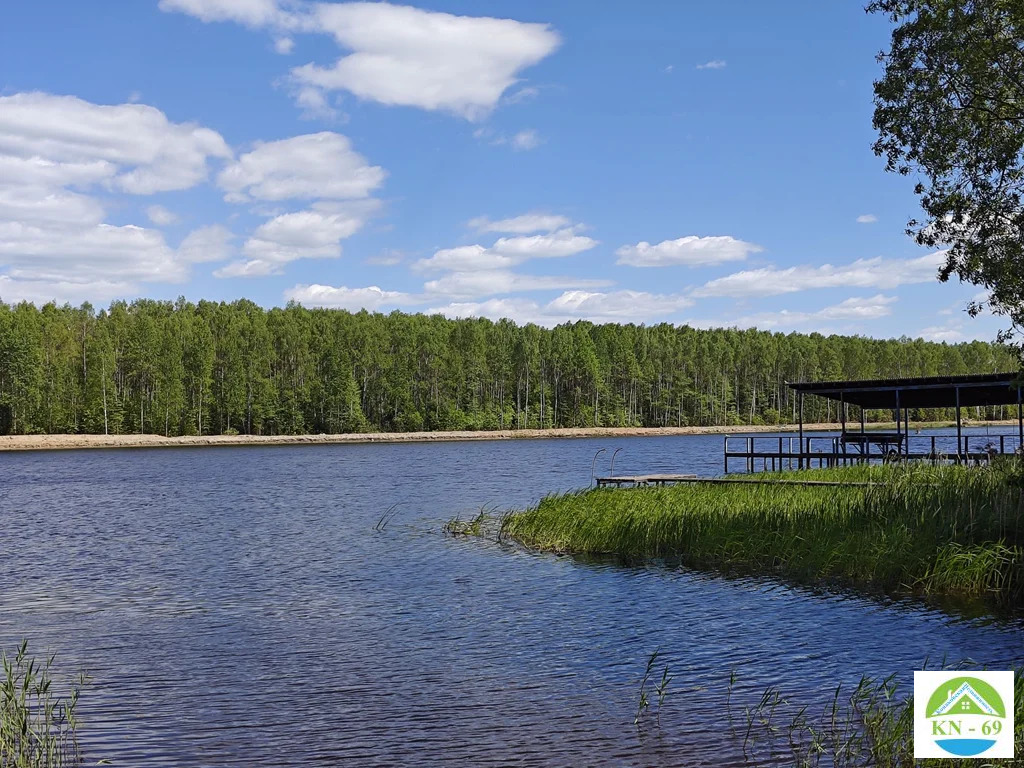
[0,91,233,301]
[291,3,560,120]
[856,214,878,224]
[217,203,373,277]
[158,0,289,28]
[469,213,571,234]
[147,204,179,226]
[178,225,235,263]
[423,270,610,300]
[415,228,598,272]
[730,295,898,331]
[274,36,295,54]
[0,92,231,194]
[696,59,726,70]
[162,0,561,120]
[0,275,138,305]
[918,325,968,342]
[284,282,415,310]
[694,252,945,298]
[616,235,762,268]
[218,132,384,202]
[429,289,693,326]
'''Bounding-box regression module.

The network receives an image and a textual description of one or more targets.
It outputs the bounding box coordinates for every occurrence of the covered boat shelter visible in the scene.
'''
[788,372,1023,467]
[724,372,1023,472]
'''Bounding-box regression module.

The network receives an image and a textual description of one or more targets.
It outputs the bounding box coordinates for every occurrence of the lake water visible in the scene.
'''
[1,431,1022,766]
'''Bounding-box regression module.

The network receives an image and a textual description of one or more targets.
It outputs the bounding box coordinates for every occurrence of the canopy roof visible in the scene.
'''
[788,372,1022,410]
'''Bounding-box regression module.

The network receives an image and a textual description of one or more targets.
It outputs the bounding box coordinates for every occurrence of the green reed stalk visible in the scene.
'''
[0,641,88,768]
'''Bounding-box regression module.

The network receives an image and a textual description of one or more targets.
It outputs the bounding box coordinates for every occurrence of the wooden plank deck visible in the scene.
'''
[595,474,697,487]
[596,475,881,488]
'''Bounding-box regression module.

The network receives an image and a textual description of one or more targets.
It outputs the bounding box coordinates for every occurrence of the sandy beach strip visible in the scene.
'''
[0,420,1017,452]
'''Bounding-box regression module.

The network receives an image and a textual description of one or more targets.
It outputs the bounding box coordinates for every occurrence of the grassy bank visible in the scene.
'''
[502,463,1024,607]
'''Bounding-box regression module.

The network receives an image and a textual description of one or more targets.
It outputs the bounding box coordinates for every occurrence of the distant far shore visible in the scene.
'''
[0,419,1019,452]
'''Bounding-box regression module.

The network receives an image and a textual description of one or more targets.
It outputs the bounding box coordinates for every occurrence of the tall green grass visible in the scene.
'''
[0,642,87,767]
[502,463,1024,606]
[733,668,1023,767]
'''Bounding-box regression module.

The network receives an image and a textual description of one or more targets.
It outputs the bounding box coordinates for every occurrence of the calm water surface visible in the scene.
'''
[1,432,1022,766]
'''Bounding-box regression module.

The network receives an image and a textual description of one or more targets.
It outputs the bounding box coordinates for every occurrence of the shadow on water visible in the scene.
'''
[558,549,1024,628]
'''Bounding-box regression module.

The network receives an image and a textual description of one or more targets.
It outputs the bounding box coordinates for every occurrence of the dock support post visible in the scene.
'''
[955,386,962,463]
[798,391,804,470]
[1018,386,1022,453]
[894,389,901,456]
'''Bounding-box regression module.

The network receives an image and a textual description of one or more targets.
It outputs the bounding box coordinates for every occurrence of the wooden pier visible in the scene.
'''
[596,475,881,488]
[596,474,697,487]
[724,433,1023,473]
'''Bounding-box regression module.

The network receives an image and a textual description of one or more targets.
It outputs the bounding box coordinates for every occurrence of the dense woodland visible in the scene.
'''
[0,299,1017,436]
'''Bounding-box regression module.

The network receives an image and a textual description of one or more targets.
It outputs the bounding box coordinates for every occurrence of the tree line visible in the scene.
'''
[0,298,1016,436]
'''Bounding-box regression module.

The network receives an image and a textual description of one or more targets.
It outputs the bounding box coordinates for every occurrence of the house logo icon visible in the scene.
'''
[914,671,1015,759]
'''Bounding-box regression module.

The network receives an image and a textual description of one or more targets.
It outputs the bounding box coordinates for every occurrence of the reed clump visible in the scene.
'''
[733,668,1023,767]
[502,462,1024,606]
[0,641,87,768]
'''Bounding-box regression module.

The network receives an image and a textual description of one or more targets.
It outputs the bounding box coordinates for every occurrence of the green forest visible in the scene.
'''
[0,298,1016,436]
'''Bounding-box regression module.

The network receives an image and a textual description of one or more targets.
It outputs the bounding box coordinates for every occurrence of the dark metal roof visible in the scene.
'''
[788,372,1023,410]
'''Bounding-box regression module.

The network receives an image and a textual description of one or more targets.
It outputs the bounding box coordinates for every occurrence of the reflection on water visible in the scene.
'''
[1,433,1021,766]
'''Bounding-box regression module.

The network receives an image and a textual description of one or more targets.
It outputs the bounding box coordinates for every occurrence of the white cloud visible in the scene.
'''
[694,252,945,298]
[856,214,878,224]
[731,295,898,330]
[696,59,726,70]
[429,289,693,326]
[0,275,138,306]
[918,325,968,342]
[217,203,371,277]
[0,186,104,228]
[290,3,561,120]
[284,283,414,310]
[547,290,692,319]
[0,221,184,284]
[159,0,288,28]
[616,235,762,268]
[0,92,235,300]
[415,228,597,272]
[274,36,295,54]
[178,225,234,263]
[511,129,541,150]
[218,132,384,202]
[147,204,179,226]
[428,297,545,323]
[469,213,571,234]
[0,92,231,194]
[423,270,610,300]
[163,1,559,120]
[294,85,338,120]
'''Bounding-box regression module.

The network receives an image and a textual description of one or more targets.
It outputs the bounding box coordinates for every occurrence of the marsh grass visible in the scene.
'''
[734,668,1023,767]
[443,506,510,540]
[0,641,89,767]
[502,462,1024,606]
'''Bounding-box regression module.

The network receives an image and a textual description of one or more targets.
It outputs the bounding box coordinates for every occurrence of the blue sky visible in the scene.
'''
[0,0,1006,342]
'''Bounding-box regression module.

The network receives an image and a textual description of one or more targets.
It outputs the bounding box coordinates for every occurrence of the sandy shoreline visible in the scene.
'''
[0,420,1017,452]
